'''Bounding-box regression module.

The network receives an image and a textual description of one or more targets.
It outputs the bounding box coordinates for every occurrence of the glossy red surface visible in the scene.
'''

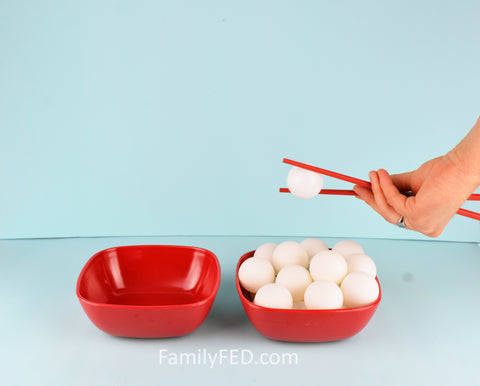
[236,251,381,342]
[76,245,221,338]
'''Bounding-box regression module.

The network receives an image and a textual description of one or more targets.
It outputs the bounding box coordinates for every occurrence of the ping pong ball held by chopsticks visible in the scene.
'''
[280,158,480,221]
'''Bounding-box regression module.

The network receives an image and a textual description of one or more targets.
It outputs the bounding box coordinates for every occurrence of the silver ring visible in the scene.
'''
[397,216,406,228]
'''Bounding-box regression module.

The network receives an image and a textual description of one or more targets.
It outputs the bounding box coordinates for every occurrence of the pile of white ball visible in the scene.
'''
[238,239,379,310]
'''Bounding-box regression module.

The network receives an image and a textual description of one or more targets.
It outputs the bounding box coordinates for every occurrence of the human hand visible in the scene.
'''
[353,154,478,237]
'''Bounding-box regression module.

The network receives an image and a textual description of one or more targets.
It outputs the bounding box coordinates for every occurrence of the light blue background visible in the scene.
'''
[1,0,479,241]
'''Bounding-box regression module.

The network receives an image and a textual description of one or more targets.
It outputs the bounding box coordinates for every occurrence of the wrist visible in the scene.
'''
[446,146,480,191]
[447,116,480,188]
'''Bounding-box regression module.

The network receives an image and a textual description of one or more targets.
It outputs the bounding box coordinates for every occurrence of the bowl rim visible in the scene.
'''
[236,250,381,314]
[76,244,221,310]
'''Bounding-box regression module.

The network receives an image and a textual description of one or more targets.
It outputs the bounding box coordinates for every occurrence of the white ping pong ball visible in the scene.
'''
[304,280,343,309]
[275,265,312,301]
[332,240,365,257]
[309,250,348,285]
[254,283,293,309]
[346,253,377,277]
[253,242,277,264]
[300,238,328,261]
[272,241,309,272]
[238,257,275,294]
[287,166,324,199]
[341,271,379,307]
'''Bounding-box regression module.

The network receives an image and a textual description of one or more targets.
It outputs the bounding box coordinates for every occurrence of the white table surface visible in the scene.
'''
[1,236,479,386]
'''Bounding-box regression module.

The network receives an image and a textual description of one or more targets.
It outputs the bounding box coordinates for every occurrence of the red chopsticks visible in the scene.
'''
[283,158,371,188]
[279,188,358,196]
[281,158,480,221]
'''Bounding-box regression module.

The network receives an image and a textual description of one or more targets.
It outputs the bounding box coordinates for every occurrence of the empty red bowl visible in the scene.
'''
[76,245,221,338]
[236,251,381,342]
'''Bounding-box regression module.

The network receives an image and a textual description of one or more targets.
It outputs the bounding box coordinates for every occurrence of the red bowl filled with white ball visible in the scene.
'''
[235,241,381,342]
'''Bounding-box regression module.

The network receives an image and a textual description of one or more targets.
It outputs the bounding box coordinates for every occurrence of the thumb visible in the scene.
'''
[390,171,414,193]
[377,169,410,215]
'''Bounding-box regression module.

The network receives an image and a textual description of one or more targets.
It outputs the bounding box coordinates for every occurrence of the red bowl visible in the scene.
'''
[76,245,221,338]
[235,251,381,342]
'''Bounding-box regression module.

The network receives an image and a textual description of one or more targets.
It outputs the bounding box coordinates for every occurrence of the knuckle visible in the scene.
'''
[424,228,441,237]
[414,219,443,238]
[426,225,443,238]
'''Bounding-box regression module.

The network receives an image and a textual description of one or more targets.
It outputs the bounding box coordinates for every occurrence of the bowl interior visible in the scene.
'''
[77,245,220,306]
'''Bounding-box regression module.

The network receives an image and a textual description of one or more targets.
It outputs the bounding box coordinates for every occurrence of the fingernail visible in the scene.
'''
[378,168,388,175]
